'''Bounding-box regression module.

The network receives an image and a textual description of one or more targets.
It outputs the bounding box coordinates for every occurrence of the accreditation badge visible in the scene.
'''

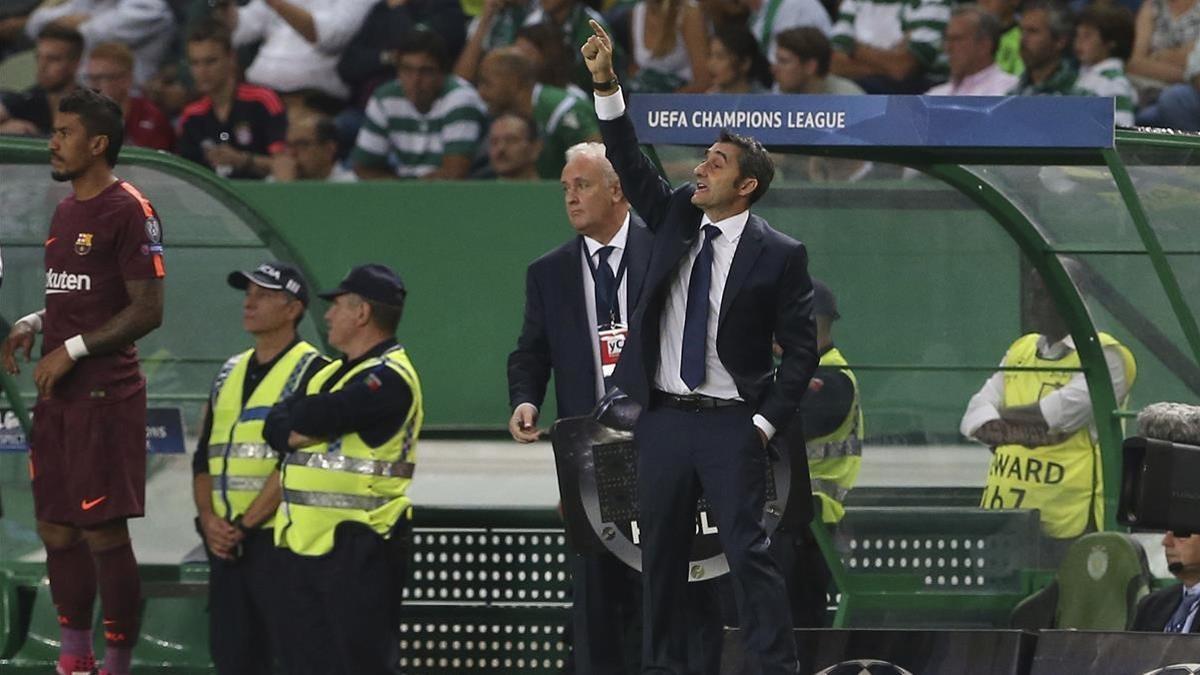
[598,323,628,377]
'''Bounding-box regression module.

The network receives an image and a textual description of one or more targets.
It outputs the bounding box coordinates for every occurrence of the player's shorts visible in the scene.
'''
[30,388,147,527]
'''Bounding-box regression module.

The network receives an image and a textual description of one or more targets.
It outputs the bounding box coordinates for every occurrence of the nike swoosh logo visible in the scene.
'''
[81,496,107,510]
[45,237,56,247]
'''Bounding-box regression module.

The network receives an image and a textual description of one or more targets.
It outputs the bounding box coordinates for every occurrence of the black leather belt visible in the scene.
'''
[651,390,743,411]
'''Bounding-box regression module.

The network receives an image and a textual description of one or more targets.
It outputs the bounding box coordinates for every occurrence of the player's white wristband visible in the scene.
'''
[64,335,89,361]
[16,310,44,333]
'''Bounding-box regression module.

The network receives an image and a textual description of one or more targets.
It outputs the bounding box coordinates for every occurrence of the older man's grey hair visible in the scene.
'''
[1138,402,1200,445]
[1023,0,1075,41]
[565,142,620,187]
[952,5,1003,54]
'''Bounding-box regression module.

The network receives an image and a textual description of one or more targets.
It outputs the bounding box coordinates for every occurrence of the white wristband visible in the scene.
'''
[16,310,44,333]
[64,334,89,361]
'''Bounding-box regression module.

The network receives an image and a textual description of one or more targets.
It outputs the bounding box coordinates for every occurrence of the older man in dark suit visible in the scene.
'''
[509,141,667,675]
[1132,531,1200,633]
[583,21,818,675]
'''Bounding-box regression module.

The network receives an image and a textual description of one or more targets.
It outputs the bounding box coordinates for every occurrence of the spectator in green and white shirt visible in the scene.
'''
[352,30,487,180]
[829,0,951,93]
[1074,2,1137,127]
[1009,0,1077,96]
[476,47,600,179]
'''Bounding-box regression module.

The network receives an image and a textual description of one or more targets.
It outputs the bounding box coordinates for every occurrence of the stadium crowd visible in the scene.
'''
[0,0,1191,182]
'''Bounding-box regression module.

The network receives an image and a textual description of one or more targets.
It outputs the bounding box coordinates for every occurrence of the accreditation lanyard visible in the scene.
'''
[584,243,629,327]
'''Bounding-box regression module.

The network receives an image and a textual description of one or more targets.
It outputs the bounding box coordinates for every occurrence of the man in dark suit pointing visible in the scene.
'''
[1131,531,1200,634]
[583,20,818,675]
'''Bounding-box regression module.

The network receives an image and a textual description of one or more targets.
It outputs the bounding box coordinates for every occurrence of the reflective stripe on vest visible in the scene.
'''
[811,478,849,504]
[283,488,392,511]
[208,442,275,461]
[284,449,415,478]
[982,332,1136,539]
[277,345,423,556]
[224,476,269,492]
[208,342,320,524]
[807,436,862,461]
[807,347,863,524]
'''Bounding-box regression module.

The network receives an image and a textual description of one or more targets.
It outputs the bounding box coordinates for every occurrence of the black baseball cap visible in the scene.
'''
[228,261,310,307]
[318,263,407,306]
[813,279,840,320]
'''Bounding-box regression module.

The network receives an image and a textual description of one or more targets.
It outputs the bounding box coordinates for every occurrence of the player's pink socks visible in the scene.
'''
[93,540,140,675]
[45,538,97,657]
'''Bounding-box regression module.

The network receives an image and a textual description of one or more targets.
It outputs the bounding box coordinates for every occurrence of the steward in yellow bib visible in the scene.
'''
[192,262,328,675]
[961,270,1135,564]
[263,263,422,675]
[769,280,862,628]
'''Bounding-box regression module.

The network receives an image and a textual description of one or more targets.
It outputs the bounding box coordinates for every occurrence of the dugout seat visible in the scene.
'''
[1009,531,1151,630]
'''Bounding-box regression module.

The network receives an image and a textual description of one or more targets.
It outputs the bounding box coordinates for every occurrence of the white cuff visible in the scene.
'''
[753,414,776,441]
[1039,397,1067,433]
[961,404,1002,439]
[594,87,625,121]
[64,334,89,361]
[16,310,44,333]
[515,402,539,415]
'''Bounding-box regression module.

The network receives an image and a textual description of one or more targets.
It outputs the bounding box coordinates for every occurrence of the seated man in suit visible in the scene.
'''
[583,19,818,675]
[1131,531,1200,633]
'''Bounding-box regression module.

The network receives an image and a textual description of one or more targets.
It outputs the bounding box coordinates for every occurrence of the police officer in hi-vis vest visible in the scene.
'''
[961,267,1136,565]
[264,263,421,675]
[192,261,327,675]
[765,279,863,628]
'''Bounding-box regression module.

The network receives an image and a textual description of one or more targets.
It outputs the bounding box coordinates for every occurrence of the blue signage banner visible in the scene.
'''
[0,407,187,454]
[629,94,1115,149]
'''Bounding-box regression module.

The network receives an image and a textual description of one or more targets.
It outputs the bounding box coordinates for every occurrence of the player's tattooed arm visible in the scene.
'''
[82,278,165,355]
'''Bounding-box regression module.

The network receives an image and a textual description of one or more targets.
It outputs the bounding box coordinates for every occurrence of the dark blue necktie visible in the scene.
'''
[1166,592,1199,632]
[594,246,617,325]
[680,225,721,390]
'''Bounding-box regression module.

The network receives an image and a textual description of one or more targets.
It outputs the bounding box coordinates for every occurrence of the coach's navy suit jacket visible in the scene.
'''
[507,215,652,418]
[598,111,819,434]
[1131,584,1200,633]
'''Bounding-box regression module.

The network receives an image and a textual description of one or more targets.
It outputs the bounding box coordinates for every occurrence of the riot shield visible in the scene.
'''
[551,400,808,581]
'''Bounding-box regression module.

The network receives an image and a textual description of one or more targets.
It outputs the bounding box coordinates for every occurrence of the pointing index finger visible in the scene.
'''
[589,18,610,44]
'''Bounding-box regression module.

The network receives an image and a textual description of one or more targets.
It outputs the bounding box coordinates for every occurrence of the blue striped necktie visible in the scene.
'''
[1166,592,1199,633]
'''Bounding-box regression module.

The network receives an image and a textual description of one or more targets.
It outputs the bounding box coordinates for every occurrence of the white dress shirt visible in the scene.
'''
[925,63,1019,96]
[582,215,631,401]
[960,335,1131,439]
[595,88,776,438]
[653,211,746,402]
[233,0,375,100]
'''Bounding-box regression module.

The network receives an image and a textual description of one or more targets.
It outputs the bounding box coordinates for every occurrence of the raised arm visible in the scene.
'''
[583,19,676,230]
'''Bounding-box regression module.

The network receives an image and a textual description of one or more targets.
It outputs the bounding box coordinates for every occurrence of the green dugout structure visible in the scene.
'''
[1,110,1199,670]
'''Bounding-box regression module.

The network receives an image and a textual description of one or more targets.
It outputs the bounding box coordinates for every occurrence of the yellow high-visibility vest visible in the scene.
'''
[981,332,1136,539]
[276,345,423,556]
[208,341,321,526]
[807,347,863,524]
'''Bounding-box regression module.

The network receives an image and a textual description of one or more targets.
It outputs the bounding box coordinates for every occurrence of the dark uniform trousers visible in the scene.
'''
[566,551,724,675]
[205,528,289,675]
[278,521,411,675]
[636,404,795,675]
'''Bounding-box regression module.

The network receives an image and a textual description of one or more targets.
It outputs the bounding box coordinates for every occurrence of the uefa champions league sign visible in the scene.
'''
[629,94,1116,149]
